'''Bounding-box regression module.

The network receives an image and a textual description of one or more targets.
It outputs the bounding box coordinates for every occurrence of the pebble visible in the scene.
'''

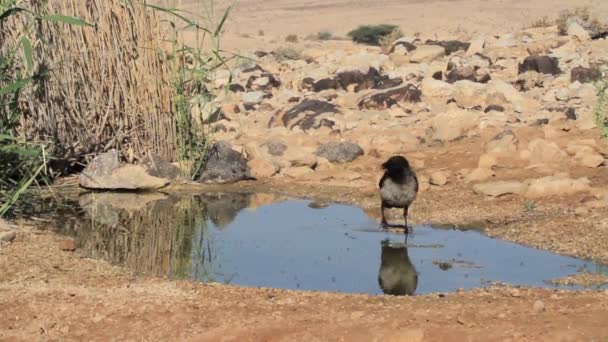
[430,171,449,186]
[0,231,16,243]
[59,239,77,251]
[533,300,545,313]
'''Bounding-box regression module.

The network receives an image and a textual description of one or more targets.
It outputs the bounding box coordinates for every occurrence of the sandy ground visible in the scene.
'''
[3,0,608,340]
[157,0,608,50]
[1,226,608,341]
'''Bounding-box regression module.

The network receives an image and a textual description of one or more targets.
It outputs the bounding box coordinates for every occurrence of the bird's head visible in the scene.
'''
[382,155,411,174]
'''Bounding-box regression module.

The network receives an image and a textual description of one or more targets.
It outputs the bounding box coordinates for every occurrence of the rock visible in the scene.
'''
[197,141,252,184]
[335,68,402,92]
[528,139,567,166]
[246,73,281,91]
[465,168,495,182]
[518,56,560,75]
[409,45,445,63]
[571,67,602,84]
[358,84,422,109]
[284,151,318,168]
[59,239,77,251]
[282,166,313,178]
[573,150,605,168]
[310,78,339,92]
[265,140,288,156]
[248,158,279,178]
[315,142,364,163]
[141,153,182,181]
[478,154,498,169]
[525,176,591,198]
[445,54,492,84]
[0,231,16,243]
[486,130,518,154]
[431,109,479,142]
[425,40,470,55]
[370,133,420,154]
[473,181,527,197]
[241,91,265,106]
[430,171,449,186]
[420,78,454,98]
[0,218,10,232]
[466,37,485,55]
[533,300,546,313]
[451,80,487,109]
[268,99,340,131]
[80,150,170,190]
[567,21,591,40]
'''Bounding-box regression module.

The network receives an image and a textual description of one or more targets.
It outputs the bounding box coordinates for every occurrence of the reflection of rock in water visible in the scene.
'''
[378,240,418,296]
[57,192,252,282]
[197,192,252,228]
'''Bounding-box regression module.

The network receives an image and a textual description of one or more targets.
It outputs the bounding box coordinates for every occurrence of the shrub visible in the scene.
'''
[285,34,299,43]
[556,7,603,36]
[272,47,302,62]
[594,73,608,139]
[347,24,400,46]
[380,27,404,52]
[528,16,552,28]
[317,31,333,40]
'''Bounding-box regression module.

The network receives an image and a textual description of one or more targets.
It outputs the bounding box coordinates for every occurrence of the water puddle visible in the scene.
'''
[52,192,607,295]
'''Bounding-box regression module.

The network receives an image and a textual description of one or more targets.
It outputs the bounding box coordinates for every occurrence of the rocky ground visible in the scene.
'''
[4,1,608,340]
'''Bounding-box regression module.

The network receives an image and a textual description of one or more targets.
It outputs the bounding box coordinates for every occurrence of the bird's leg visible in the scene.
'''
[381,203,388,229]
[403,205,410,234]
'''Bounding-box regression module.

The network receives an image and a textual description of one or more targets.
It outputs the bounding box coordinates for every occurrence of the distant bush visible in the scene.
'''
[273,47,302,62]
[594,72,608,139]
[258,29,265,36]
[347,24,400,46]
[556,7,602,36]
[285,34,299,43]
[380,27,404,52]
[528,16,552,28]
[317,31,333,40]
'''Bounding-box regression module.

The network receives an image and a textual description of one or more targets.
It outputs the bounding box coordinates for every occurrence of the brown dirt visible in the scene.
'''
[1,229,608,341]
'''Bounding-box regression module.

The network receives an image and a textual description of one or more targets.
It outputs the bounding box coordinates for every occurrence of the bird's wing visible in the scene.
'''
[379,173,387,188]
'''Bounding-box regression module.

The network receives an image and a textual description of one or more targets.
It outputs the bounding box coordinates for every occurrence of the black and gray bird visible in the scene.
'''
[379,155,418,231]
[378,240,418,296]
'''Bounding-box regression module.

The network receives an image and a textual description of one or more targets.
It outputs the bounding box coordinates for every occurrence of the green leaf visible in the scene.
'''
[0,7,27,21]
[0,77,32,95]
[40,14,95,27]
[21,36,34,72]
[214,5,232,37]
[143,3,211,34]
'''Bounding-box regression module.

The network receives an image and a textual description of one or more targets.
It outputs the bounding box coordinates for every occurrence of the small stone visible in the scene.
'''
[430,171,449,186]
[473,181,527,197]
[510,288,522,297]
[418,175,431,192]
[533,300,545,313]
[478,153,498,169]
[0,231,16,243]
[282,166,313,178]
[241,91,264,106]
[59,239,77,252]
[248,158,279,178]
[350,311,364,319]
[465,168,495,183]
[315,142,364,163]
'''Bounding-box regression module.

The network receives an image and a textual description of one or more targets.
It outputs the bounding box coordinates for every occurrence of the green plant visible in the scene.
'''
[594,74,608,139]
[285,34,298,43]
[0,1,93,216]
[523,201,537,212]
[347,24,400,46]
[272,47,303,62]
[380,27,404,52]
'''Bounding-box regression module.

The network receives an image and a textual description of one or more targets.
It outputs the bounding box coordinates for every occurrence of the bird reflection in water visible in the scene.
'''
[378,239,418,296]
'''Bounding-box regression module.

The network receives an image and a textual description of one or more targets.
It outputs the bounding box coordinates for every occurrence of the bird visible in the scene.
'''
[378,239,418,296]
[379,155,418,232]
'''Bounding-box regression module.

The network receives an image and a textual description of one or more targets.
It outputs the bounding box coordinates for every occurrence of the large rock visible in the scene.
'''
[248,158,279,178]
[420,78,454,98]
[567,21,591,40]
[80,150,170,190]
[141,153,182,181]
[197,141,252,184]
[571,67,602,84]
[486,130,518,154]
[315,142,364,163]
[451,80,488,109]
[518,56,560,75]
[358,84,422,109]
[431,109,479,142]
[473,181,527,197]
[268,99,340,131]
[426,40,471,55]
[525,176,591,198]
[409,45,445,63]
[528,139,567,166]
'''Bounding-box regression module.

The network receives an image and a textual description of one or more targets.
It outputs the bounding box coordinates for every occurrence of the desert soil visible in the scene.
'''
[4,0,608,340]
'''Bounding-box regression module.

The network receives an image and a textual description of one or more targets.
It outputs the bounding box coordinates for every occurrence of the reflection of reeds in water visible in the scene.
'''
[65,193,254,282]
